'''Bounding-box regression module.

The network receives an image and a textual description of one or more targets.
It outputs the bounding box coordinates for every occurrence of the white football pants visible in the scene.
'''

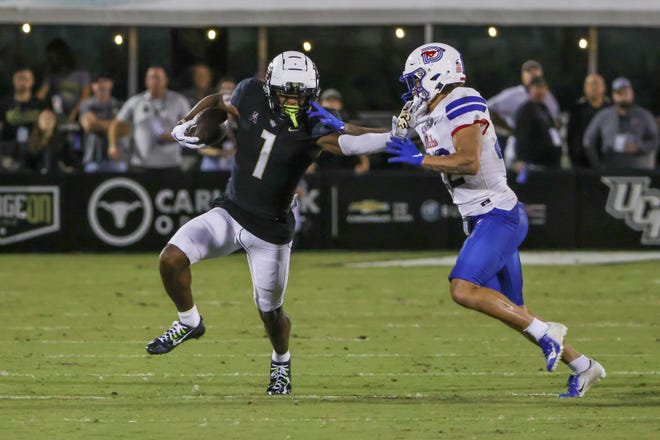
[168,207,292,312]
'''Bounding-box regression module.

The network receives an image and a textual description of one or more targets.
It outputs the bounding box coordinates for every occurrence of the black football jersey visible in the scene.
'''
[214,77,336,244]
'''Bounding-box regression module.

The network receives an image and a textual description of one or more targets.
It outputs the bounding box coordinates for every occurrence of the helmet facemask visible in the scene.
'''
[400,67,432,102]
[264,51,320,127]
[268,83,317,128]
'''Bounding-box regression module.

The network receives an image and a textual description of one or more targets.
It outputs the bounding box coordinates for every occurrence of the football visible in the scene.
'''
[186,107,229,146]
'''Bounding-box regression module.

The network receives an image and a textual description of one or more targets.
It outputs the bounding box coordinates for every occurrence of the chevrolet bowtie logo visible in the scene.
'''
[348,200,390,215]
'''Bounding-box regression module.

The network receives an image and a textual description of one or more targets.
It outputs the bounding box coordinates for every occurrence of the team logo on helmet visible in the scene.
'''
[420,46,445,64]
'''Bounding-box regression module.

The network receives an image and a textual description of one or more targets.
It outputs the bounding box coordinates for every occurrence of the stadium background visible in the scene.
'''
[0,1,659,251]
[1,3,659,439]
[0,1,659,114]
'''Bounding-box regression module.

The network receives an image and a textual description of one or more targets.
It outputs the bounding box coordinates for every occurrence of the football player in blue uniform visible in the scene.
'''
[311,43,605,398]
[146,51,389,395]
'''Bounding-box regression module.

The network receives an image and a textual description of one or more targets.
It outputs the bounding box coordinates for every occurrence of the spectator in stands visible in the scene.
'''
[309,88,370,175]
[182,63,214,107]
[583,77,659,170]
[488,60,560,166]
[180,63,214,171]
[23,109,77,173]
[36,38,91,124]
[216,76,237,104]
[0,67,52,172]
[36,38,91,163]
[108,66,190,171]
[199,77,238,172]
[79,73,125,172]
[566,73,610,168]
[513,76,563,172]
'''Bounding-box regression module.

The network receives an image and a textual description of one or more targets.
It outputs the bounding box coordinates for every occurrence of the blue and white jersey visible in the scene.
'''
[415,86,518,217]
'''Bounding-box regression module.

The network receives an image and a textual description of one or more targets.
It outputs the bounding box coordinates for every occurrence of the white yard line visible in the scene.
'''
[3,370,656,379]
[348,251,660,268]
[0,395,107,400]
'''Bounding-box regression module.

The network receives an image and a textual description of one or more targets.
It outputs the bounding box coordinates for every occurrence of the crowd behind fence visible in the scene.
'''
[1,38,658,178]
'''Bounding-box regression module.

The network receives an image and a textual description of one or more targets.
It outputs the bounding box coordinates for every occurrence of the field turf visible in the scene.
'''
[1,252,658,439]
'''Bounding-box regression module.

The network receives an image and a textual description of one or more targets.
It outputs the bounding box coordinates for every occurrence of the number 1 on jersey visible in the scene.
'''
[252,130,276,179]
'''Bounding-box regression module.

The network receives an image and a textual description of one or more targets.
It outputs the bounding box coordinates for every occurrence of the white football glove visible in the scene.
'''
[391,96,430,139]
[171,117,206,149]
[391,99,413,139]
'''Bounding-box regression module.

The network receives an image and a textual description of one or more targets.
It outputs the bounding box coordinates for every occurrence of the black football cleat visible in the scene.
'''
[146,318,205,355]
[266,360,292,395]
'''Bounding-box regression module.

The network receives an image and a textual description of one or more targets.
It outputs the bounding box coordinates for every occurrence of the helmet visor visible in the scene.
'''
[399,68,428,102]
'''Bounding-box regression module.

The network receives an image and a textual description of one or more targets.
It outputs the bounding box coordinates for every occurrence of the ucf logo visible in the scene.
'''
[601,176,660,245]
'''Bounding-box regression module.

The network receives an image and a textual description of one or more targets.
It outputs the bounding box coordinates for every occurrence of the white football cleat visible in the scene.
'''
[559,359,606,398]
[539,322,567,372]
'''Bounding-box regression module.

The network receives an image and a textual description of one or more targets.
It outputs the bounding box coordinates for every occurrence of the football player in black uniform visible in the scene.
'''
[146,51,396,395]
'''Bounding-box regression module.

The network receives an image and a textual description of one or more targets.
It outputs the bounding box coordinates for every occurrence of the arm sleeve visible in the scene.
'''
[566,107,580,156]
[487,89,508,114]
[546,91,560,120]
[638,110,659,153]
[177,95,192,120]
[582,112,603,168]
[116,96,137,122]
[338,132,390,155]
[78,98,92,119]
[446,92,490,136]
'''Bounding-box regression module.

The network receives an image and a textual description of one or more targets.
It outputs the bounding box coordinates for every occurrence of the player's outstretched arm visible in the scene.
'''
[386,124,482,175]
[312,101,426,157]
[308,102,388,136]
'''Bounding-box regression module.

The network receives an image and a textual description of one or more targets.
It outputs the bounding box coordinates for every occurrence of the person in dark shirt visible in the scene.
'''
[566,73,610,168]
[79,73,125,172]
[36,38,91,123]
[22,109,77,174]
[513,76,562,173]
[0,68,51,171]
[145,51,390,395]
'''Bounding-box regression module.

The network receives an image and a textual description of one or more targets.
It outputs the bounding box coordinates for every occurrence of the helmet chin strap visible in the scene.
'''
[282,104,300,127]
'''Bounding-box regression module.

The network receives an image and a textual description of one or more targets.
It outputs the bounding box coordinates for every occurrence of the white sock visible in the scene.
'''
[568,355,591,374]
[272,350,291,363]
[178,305,201,328]
[524,318,550,341]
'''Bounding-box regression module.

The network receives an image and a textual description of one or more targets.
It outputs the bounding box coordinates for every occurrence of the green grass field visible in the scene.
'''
[1,251,658,439]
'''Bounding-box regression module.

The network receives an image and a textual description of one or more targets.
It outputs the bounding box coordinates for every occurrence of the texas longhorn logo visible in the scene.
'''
[601,176,660,245]
[420,46,444,64]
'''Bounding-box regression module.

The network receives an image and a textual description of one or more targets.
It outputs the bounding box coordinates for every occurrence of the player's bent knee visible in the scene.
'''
[259,307,286,324]
[159,244,189,273]
[450,278,478,308]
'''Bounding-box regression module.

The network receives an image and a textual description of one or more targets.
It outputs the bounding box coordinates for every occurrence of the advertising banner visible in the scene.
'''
[0,174,62,251]
[1,169,658,251]
[71,172,229,251]
[325,171,458,249]
[577,171,660,248]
